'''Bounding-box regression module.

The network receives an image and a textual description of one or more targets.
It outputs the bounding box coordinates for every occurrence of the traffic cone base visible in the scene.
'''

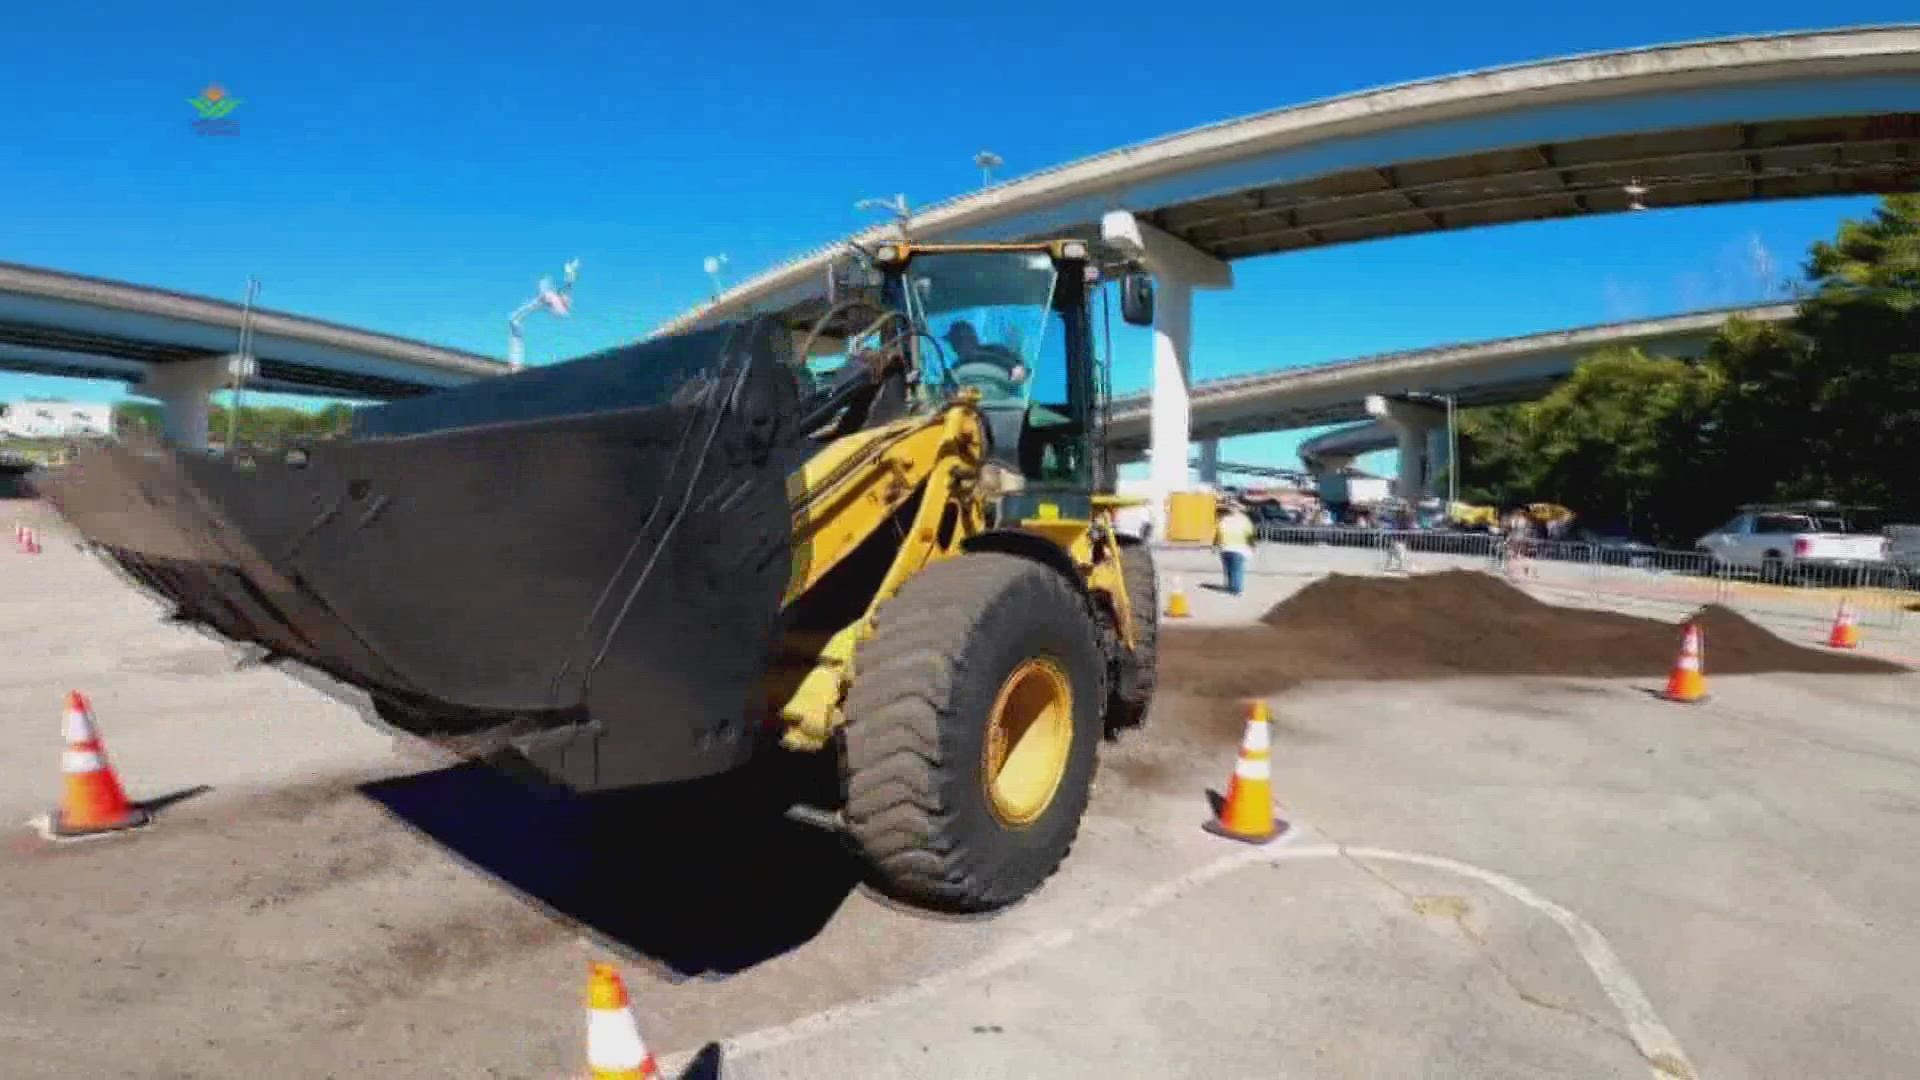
[47,692,150,840]
[1203,813,1288,845]
[1657,688,1710,704]
[50,803,151,839]
[1205,701,1289,844]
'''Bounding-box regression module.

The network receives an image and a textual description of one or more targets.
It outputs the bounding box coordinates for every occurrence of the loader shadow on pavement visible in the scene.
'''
[358,761,861,980]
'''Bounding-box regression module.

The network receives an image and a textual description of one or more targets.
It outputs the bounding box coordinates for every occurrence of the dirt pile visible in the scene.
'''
[1157,570,1905,699]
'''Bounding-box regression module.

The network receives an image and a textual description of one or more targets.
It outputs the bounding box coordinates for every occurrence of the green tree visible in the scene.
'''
[1795,194,1920,517]
[110,398,359,448]
[1456,346,1716,542]
[1452,404,1534,508]
[112,401,164,438]
[1702,195,1920,521]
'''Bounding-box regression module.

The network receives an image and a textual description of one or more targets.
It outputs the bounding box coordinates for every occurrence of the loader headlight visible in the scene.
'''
[1060,241,1087,260]
[876,245,901,263]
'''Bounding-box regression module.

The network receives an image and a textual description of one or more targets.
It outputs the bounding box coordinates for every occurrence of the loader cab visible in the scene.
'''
[872,242,1099,497]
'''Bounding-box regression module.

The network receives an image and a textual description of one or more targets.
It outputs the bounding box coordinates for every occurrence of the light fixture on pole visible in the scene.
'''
[702,254,729,298]
[855,194,912,241]
[507,258,580,370]
[973,150,1003,188]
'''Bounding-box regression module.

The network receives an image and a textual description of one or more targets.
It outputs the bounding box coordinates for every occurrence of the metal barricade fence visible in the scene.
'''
[1704,558,1913,633]
[1504,540,1912,634]
[1250,524,1915,636]
[1254,524,1497,559]
[1253,525,1493,574]
[1576,545,1725,610]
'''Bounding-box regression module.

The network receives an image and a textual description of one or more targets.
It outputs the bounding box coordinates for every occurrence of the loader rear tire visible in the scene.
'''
[1106,538,1159,732]
[842,553,1104,912]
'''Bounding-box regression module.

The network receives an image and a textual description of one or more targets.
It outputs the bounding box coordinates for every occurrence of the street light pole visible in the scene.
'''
[1404,390,1460,509]
[973,150,1003,188]
[507,258,580,370]
[228,277,259,451]
[855,194,913,241]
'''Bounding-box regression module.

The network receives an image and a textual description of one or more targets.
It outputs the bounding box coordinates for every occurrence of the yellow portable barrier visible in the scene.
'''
[1165,491,1218,543]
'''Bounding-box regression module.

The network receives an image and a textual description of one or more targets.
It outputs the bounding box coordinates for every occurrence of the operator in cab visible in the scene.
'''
[944,320,1029,403]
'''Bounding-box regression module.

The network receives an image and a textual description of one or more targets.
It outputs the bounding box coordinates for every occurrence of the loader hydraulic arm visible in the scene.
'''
[769,400,990,750]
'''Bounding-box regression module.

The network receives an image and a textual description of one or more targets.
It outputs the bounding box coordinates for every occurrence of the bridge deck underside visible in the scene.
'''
[0,320,443,400]
[1131,112,1920,260]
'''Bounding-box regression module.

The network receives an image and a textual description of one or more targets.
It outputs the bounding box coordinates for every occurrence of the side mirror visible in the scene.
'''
[1120,272,1155,326]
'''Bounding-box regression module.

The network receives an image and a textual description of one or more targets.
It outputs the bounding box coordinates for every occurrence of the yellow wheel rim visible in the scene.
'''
[982,658,1074,827]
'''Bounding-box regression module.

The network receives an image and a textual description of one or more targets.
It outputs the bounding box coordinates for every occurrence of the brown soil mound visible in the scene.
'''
[1157,570,1905,700]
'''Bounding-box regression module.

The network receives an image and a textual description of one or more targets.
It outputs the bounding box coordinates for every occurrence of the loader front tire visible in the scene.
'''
[1106,538,1159,731]
[842,553,1104,912]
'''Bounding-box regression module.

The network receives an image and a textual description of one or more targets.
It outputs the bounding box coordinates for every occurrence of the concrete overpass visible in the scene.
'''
[1105,301,1796,496]
[653,26,1920,526]
[0,262,506,448]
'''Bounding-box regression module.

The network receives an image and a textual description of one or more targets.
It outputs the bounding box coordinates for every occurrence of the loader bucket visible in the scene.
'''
[33,316,811,792]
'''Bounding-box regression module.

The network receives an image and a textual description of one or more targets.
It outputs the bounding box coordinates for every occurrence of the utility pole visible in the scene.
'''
[508,258,579,370]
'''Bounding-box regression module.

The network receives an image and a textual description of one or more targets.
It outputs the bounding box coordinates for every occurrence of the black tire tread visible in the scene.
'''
[842,553,1098,911]
[1107,540,1159,729]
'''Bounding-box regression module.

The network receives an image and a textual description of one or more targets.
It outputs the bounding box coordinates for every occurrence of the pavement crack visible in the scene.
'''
[1325,837,1639,1055]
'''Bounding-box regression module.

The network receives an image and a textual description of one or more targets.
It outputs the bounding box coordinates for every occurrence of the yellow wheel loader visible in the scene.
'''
[36,234,1162,912]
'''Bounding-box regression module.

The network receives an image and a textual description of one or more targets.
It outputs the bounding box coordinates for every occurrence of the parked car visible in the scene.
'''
[1695,501,1888,584]
[1569,529,1661,569]
[1246,500,1301,527]
[1884,525,1920,586]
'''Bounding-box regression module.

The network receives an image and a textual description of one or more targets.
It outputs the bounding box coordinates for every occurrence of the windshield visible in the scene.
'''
[898,251,1059,409]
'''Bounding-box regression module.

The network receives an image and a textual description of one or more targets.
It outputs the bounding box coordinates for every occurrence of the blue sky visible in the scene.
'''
[2,2,1912,473]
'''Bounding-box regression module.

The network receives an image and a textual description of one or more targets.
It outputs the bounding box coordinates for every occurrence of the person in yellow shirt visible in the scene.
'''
[1212,500,1257,596]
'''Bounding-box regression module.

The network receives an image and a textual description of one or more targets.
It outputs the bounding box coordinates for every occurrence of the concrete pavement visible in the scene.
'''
[2,502,1917,1078]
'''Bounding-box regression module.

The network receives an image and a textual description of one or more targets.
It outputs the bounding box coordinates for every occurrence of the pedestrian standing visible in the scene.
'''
[1213,500,1256,596]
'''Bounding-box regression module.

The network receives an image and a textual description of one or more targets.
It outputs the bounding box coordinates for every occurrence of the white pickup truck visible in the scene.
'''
[1696,502,1889,583]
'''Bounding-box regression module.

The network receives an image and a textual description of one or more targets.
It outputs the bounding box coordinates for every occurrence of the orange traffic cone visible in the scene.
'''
[1826,600,1861,649]
[586,962,661,1079]
[1659,622,1709,704]
[50,691,150,838]
[1204,701,1287,844]
[1165,576,1191,619]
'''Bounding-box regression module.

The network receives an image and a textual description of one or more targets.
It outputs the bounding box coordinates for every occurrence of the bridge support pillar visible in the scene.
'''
[1195,439,1221,486]
[1365,394,1448,501]
[1148,274,1194,529]
[1303,451,1355,493]
[137,354,254,451]
[1106,212,1233,535]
